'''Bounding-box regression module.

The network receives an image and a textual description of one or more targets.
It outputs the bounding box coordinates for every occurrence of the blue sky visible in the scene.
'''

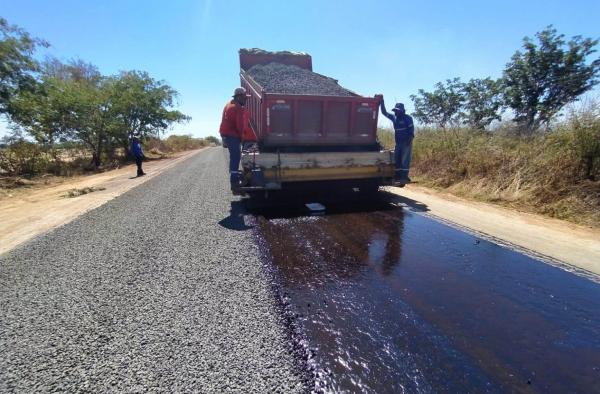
[1,0,599,138]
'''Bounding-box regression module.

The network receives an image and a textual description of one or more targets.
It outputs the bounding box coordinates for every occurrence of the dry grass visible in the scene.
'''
[145,135,208,155]
[61,186,106,198]
[0,177,37,189]
[0,135,210,179]
[377,107,600,227]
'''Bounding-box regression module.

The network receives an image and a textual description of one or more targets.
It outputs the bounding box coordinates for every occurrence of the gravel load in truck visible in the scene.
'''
[246,62,355,96]
[240,48,308,56]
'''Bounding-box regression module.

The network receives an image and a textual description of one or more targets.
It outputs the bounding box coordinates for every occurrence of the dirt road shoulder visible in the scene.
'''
[388,185,600,278]
[0,149,205,255]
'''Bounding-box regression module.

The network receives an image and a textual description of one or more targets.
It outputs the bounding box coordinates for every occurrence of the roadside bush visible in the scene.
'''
[377,128,394,151]
[0,138,126,178]
[144,135,208,154]
[164,135,207,152]
[561,106,600,181]
[0,133,208,179]
[0,141,49,176]
[204,136,221,146]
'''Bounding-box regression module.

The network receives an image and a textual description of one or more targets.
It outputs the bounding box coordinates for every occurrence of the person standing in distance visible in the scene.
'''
[377,96,414,187]
[130,133,146,177]
[219,87,249,194]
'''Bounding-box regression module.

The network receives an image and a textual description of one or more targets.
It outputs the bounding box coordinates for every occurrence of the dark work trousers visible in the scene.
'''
[394,134,414,180]
[223,135,242,186]
[135,156,144,176]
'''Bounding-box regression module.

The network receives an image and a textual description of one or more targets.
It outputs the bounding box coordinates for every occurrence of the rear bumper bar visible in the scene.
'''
[240,150,395,190]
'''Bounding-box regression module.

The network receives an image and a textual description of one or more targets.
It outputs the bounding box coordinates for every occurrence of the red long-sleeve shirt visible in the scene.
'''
[242,110,257,142]
[219,100,245,138]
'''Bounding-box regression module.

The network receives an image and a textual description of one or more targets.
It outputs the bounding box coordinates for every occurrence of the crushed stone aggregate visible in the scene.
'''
[246,62,355,96]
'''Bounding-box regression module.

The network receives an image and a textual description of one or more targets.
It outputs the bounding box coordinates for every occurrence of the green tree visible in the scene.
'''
[10,62,190,168]
[0,17,48,117]
[108,71,190,156]
[43,57,101,82]
[9,77,72,145]
[503,26,600,133]
[69,78,113,168]
[10,59,115,167]
[40,59,111,167]
[410,78,464,128]
[461,78,503,129]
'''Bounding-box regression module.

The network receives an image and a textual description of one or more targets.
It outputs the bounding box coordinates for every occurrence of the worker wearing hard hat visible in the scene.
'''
[219,87,250,194]
[378,96,414,187]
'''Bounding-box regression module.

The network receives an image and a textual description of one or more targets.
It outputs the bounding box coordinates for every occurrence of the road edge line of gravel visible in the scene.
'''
[247,215,315,392]
[1,149,206,257]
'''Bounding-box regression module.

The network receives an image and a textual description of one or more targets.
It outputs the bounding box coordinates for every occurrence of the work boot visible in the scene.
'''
[393,177,410,187]
[393,168,411,186]
[231,182,244,196]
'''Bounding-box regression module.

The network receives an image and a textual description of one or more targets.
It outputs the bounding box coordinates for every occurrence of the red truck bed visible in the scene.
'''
[239,49,381,151]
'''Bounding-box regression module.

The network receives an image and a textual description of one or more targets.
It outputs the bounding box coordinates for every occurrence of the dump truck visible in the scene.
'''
[237,48,395,197]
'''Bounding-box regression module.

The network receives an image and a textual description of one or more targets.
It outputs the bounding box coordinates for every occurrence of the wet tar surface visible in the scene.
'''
[250,195,600,393]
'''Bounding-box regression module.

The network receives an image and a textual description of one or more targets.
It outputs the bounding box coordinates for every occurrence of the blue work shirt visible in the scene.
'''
[131,139,144,158]
[380,101,414,140]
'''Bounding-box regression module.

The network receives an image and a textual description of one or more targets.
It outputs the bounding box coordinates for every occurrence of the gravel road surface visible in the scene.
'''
[0,148,303,393]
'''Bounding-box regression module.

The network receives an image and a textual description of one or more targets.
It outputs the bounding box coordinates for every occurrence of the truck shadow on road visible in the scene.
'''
[239,191,430,220]
[218,191,429,228]
[381,190,430,213]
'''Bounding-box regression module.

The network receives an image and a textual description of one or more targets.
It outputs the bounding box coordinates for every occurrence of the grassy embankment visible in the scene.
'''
[144,135,211,158]
[0,134,211,189]
[378,109,600,228]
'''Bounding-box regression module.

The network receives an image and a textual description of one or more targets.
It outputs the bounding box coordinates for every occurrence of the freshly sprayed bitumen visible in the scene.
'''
[0,148,304,392]
[253,197,600,393]
[246,62,355,96]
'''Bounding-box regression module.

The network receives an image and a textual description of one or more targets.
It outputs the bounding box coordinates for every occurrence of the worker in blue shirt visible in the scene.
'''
[130,134,146,177]
[378,96,414,186]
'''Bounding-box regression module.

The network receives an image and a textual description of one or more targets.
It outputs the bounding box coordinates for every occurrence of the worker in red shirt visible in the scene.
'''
[219,87,249,193]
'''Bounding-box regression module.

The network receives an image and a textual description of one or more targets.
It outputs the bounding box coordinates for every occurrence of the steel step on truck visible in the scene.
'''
[237,48,394,197]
